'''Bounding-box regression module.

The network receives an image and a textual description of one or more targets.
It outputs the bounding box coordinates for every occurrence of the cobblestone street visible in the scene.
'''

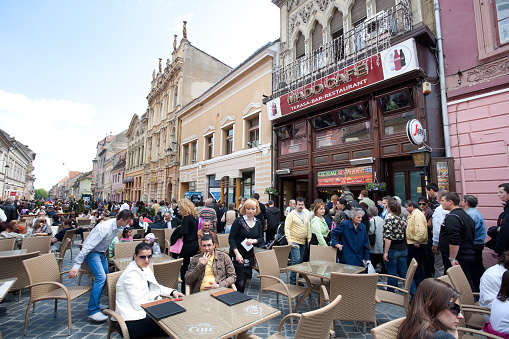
[0,240,406,338]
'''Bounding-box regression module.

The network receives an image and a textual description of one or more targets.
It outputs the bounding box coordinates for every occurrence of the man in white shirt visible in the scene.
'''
[479,251,509,321]
[119,201,130,212]
[67,209,133,322]
[431,190,449,277]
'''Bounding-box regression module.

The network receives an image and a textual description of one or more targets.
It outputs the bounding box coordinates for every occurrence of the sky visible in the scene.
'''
[0,0,280,191]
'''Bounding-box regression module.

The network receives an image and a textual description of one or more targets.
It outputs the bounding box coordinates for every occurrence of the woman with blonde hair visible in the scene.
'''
[285,199,296,216]
[176,198,199,288]
[397,278,464,338]
[228,198,263,293]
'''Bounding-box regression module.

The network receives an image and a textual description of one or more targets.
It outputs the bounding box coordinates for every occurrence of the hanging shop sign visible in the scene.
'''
[267,38,419,120]
[317,166,373,186]
[184,191,202,203]
[209,188,221,202]
[406,119,425,145]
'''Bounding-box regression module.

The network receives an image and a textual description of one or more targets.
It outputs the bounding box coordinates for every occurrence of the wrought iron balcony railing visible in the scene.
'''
[271,1,412,99]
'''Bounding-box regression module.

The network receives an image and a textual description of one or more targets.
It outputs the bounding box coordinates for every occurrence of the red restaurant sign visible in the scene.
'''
[267,38,419,120]
[317,166,373,187]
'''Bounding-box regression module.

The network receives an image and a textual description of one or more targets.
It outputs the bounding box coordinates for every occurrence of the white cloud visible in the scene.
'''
[0,90,101,190]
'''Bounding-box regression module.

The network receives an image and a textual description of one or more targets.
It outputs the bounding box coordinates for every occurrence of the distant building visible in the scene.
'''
[124,113,147,202]
[111,154,126,203]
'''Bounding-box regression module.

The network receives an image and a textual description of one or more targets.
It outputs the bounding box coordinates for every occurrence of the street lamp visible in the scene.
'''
[410,146,432,181]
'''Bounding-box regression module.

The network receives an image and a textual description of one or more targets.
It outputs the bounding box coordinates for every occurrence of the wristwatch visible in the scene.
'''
[448,257,456,262]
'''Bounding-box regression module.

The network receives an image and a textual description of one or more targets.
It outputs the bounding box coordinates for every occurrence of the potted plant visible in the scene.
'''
[365,182,386,192]
[264,187,279,196]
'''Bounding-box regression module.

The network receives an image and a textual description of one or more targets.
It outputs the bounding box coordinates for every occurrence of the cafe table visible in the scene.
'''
[286,260,365,311]
[0,249,27,257]
[113,253,175,271]
[147,287,281,339]
[0,277,17,338]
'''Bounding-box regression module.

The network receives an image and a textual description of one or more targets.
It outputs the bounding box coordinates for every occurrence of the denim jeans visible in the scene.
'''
[84,251,109,316]
[225,225,232,234]
[385,248,408,291]
[289,244,305,284]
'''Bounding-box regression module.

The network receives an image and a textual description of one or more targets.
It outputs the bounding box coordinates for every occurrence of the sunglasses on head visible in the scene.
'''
[448,301,462,316]
[138,255,153,260]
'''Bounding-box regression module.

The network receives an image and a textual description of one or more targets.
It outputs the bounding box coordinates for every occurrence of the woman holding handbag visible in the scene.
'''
[176,199,199,289]
[221,203,238,234]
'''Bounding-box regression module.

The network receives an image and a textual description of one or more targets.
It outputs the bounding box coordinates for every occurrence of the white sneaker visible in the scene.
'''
[99,303,109,311]
[88,312,108,322]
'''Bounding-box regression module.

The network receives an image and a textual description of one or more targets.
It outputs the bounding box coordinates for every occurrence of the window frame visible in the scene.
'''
[493,0,509,46]
[183,144,189,166]
[375,88,414,116]
[247,117,260,148]
[225,127,234,155]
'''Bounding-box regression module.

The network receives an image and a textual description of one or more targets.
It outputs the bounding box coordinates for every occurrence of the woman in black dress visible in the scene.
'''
[228,198,263,293]
[177,198,199,288]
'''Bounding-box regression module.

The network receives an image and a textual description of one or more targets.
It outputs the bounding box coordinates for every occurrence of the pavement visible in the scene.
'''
[0,241,406,339]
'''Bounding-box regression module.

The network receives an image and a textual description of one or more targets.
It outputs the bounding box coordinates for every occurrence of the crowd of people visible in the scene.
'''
[2,182,509,338]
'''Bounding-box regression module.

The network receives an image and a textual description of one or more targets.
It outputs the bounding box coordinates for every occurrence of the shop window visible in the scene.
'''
[311,113,336,130]
[377,88,415,135]
[222,177,236,205]
[247,118,259,148]
[242,171,255,199]
[225,128,234,154]
[276,125,292,139]
[336,103,368,123]
[494,0,509,46]
[383,111,414,135]
[315,120,371,148]
[280,121,308,155]
[377,89,413,114]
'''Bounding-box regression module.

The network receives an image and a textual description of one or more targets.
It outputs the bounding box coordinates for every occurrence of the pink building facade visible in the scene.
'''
[441,0,509,226]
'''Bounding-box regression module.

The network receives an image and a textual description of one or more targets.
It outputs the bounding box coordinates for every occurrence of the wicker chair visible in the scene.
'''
[103,271,167,339]
[0,251,40,299]
[273,244,292,282]
[82,231,90,242]
[264,287,342,339]
[53,229,76,262]
[371,317,406,339]
[446,265,489,329]
[217,233,229,248]
[114,242,138,259]
[76,217,91,227]
[0,237,16,251]
[325,272,379,333]
[151,229,166,252]
[22,254,92,335]
[163,229,174,254]
[153,258,183,290]
[376,258,418,313]
[55,238,72,271]
[22,236,51,254]
[298,245,337,306]
[255,249,308,327]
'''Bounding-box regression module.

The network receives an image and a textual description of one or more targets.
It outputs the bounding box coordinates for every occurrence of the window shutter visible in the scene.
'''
[351,0,367,24]
[296,33,305,58]
[312,23,323,51]
[330,9,344,34]
[376,0,395,12]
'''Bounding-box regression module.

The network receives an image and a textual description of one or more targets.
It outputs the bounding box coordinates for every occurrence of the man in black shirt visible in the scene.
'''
[265,200,281,243]
[426,183,440,211]
[252,193,267,236]
[495,183,509,256]
[439,192,476,291]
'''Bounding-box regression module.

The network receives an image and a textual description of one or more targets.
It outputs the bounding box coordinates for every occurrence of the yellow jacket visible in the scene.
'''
[406,209,428,244]
[284,210,311,245]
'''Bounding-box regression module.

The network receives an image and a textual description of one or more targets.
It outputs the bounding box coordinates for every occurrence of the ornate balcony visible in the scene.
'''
[270,1,412,100]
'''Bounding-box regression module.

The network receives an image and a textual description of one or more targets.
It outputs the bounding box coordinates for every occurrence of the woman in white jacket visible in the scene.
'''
[116,242,183,339]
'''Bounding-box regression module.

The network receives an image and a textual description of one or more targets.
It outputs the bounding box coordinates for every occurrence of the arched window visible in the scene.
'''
[173,86,179,110]
[295,32,305,59]
[312,22,323,51]
[331,8,344,40]
[376,0,395,12]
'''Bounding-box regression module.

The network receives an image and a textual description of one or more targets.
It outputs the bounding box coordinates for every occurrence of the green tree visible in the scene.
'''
[34,188,49,199]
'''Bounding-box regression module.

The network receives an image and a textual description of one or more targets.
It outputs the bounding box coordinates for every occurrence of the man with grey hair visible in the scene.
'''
[199,198,217,232]
[431,190,449,277]
[462,194,486,291]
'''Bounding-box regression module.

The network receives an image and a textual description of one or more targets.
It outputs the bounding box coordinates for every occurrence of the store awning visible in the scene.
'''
[122,176,134,184]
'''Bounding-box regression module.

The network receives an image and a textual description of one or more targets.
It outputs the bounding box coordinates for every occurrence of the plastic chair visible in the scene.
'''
[22,236,51,254]
[447,265,489,329]
[153,258,183,290]
[325,272,379,333]
[0,238,16,251]
[255,249,308,327]
[376,258,417,313]
[22,254,92,335]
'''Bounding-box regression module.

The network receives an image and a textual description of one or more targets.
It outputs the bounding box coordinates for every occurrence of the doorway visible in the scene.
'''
[279,176,309,210]
[386,157,425,203]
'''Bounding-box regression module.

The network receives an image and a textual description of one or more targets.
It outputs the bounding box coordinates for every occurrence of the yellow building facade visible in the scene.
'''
[178,41,279,205]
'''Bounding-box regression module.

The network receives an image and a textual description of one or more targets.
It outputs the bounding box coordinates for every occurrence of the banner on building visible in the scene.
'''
[209,188,221,202]
[184,191,202,203]
[267,38,418,120]
[316,166,373,186]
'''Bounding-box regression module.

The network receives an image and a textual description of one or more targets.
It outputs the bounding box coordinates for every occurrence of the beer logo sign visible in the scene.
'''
[406,119,425,145]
